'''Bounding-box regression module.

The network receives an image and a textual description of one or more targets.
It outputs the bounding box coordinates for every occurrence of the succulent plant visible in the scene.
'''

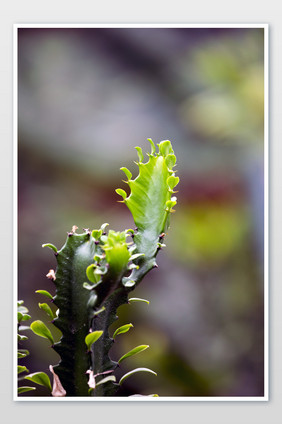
[18,139,179,397]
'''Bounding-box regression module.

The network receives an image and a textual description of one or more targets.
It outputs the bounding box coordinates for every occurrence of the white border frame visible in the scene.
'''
[13,23,269,402]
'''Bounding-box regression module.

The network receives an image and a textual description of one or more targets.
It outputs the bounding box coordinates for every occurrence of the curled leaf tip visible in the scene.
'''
[42,243,58,253]
[147,138,156,155]
[120,167,132,181]
[115,188,127,201]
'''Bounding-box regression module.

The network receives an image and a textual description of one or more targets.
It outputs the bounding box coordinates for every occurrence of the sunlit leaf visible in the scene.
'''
[135,146,144,162]
[92,229,102,240]
[118,345,149,364]
[167,175,179,190]
[148,138,156,155]
[18,312,31,323]
[25,372,52,391]
[38,303,55,320]
[30,320,54,344]
[18,334,28,341]
[18,305,29,314]
[85,331,103,351]
[128,297,150,305]
[86,264,101,284]
[112,323,133,339]
[120,167,132,181]
[18,365,28,374]
[35,290,53,300]
[18,349,29,358]
[119,368,157,385]
[115,188,127,200]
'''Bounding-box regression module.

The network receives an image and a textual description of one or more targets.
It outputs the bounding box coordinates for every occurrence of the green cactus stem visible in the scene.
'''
[42,139,178,397]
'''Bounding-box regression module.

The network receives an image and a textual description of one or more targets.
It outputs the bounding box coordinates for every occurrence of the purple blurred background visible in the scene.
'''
[17,27,265,397]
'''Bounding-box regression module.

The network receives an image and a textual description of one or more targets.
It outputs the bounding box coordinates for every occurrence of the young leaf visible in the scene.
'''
[165,154,176,169]
[18,305,29,314]
[25,372,52,392]
[118,345,149,364]
[119,368,157,385]
[18,334,28,341]
[115,188,127,200]
[35,290,53,300]
[112,323,133,339]
[92,229,102,240]
[135,146,144,162]
[167,175,179,191]
[93,306,106,317]
[120,167,132,181]
[128,297,150,305]
[18,386,36,394]
[30,320,54,344]
[18,312,31,323]
[148,138,156,155]
[38,303,55,320]
[85,330,103,351]
[18,365,28,374]
[86,264,101,284]
[18,349,29,358]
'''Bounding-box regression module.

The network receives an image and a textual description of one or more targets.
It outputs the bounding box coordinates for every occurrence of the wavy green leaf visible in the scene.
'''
[122,139,178,267]
[118,344,149,364]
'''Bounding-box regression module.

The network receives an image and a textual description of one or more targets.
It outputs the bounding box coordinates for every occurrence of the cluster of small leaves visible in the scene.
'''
[17,301,52,395]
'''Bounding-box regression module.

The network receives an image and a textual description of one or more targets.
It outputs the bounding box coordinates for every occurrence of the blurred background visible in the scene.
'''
[17,27,265,397]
